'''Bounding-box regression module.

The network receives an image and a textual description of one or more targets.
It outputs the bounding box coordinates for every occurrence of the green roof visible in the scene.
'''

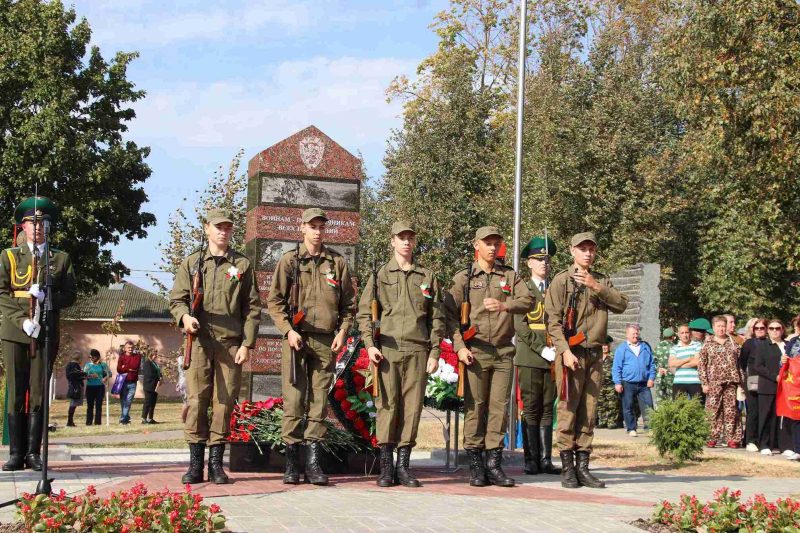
[63,282,171,322]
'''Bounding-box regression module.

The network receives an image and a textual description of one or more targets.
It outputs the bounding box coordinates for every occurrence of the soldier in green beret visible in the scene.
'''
[444,226,534,487]
[514,235,560,475]
[357,221,445,487]
[544,232,628,489]
[0,197,76,471]
[169,208,261,484]
[267,207,356,486]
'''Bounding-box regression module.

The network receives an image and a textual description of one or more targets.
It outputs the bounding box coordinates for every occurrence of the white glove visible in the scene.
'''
[541,346,556,363]
[28,284,44,301]
[23,319,41,339]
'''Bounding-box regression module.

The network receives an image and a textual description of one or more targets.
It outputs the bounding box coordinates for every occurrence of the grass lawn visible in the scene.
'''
[47,398,184,436]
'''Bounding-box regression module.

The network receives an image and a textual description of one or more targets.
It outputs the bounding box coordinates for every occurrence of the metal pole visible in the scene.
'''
[508,0,528,452]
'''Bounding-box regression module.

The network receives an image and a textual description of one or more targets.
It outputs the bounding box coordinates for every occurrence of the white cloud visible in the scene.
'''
[129,56,412,155]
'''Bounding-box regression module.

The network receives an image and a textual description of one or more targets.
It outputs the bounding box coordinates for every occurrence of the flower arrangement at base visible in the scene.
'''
[329,335,379,449]
[228,395,367,459]
[424,339,464,412]
[16,483,225,532]
[652,487,800,531]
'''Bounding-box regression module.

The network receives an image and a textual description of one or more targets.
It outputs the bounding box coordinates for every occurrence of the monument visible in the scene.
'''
[242,126,362,401]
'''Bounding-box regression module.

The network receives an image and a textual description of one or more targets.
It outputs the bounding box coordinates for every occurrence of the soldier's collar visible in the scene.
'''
[202,247,234,262]
[472,260,504,276]
[298,243,333,261]
[387,256,420,274]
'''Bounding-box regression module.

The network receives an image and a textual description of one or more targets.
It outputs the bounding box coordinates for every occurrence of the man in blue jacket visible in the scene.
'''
[612,323,655,437]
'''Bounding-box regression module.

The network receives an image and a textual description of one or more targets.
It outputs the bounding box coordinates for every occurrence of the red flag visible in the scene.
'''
[776,358,800,420]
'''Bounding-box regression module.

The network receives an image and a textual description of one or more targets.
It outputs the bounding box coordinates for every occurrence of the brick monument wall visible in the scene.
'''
[242,126,361,401]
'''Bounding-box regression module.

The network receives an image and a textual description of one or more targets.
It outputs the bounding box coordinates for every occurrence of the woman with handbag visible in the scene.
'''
[83,349,110,425]
[740,318,768,451]
[64,353,87,427]
[752,319,787,455]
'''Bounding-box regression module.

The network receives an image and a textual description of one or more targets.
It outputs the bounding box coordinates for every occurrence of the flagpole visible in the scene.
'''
[508,0,528,452]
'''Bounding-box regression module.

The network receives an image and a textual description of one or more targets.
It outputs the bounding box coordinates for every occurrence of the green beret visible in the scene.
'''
[521,235,556,259]
[14,196,59,225]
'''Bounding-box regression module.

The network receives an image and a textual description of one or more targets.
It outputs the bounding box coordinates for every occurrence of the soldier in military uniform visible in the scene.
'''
[596,337,623,429]
[0,197,76,471]
[169,208,261,484]
[513,236,560,475]
[267,208,356,486]
[357,221,445,487]
[444,226,534,487]
[544,232,628,489]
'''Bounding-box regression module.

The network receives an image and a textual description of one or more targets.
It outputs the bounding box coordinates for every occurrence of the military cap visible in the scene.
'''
[474,226,502,241]
[521,235,557,259]
[301,207,327,223]
[688,317,713,334]
[15,196,58,225]
[570,231,597,247]
[205,208,234,225]
[391,220,415,236]
[662,327,675,338]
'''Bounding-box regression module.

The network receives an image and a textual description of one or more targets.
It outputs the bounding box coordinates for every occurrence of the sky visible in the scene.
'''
[69,0,447,291]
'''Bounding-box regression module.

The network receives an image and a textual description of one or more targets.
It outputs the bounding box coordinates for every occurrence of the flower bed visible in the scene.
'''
[16,483,225,532]
[424,339,464,412]
[648,487,800,531]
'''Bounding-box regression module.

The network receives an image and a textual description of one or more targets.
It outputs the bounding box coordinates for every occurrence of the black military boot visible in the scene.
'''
[24,411,43,471]
[2,414,25,471]
[283,443,301,484]
[67,406,76,427]
[207,444,229,484]
[559,450,579,489]
[524,424,541,475]
[467,449,486,487]
[485,448,514,487]
[304,441,328,486]
[539,426,561,474]
[395,446,420,487]
[575,450,605,488]
[181,443,205,484]
[377,444,395,487]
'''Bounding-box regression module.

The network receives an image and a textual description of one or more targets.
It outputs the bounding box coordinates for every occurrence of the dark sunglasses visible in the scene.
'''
[754,326,766,330]
[768,326,783,331]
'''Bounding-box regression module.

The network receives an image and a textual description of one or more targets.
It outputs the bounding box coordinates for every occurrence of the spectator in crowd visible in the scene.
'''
[689,318,712,343]
[64,353,87,427]
[788,315,800,342]
[741,318,768,452]
[653,328,675,404]
[83,349,110,426]
[751,319,786,455]
[116,340,142,425]
[725,314,745,346]
[784,330,800,460]
[698,315,744,448]
[669,324,704,403]
[141,351,162,424]
[612,324,655,437]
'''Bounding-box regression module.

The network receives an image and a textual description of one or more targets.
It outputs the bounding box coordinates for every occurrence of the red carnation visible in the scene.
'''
[340,400,352,411]
[352,374,365,388]
[353,418,365,430]
[335,379,345,389]
[370,436,378,448]
[333,389,347,401]
[354,348,370,370]
[345,410,357,420]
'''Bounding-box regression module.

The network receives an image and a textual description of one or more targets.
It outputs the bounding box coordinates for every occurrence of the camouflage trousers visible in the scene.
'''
[596,355,623,429]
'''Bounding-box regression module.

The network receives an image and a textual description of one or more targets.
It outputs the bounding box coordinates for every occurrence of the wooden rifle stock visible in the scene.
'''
[183,267,204,370]
[457,301,476,398]
[371,298,380,399]
[288,244,303,386]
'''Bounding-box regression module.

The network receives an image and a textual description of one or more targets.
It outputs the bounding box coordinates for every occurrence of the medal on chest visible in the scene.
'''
[325,271,339,288]
[226,266,241,283]
[498,277,511,295]
[420,283,432,299]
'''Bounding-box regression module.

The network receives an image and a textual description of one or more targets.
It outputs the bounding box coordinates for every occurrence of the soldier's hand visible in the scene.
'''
[614,384,623,393]
[457,348,474,365]
[181,315,200,335]
[234,346,250,365]
[287,330,303,351]
[331,330,347,353]
[483,298,506,313]
[426,358,438,374]
[367,347,383,364]
[571,269,601,291]
[562,350,579,370]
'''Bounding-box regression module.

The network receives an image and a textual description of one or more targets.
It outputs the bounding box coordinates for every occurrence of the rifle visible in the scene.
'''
[288,243,306,385]
[457,262,477,397]
[370,260,381,399]
[559,267,587,401]
[183,236,206,370]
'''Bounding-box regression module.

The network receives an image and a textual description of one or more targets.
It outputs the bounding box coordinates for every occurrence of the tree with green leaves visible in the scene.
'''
[0,0,155,291]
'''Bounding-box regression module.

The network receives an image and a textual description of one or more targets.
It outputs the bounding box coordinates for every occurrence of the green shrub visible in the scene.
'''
[648,395,709,463]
